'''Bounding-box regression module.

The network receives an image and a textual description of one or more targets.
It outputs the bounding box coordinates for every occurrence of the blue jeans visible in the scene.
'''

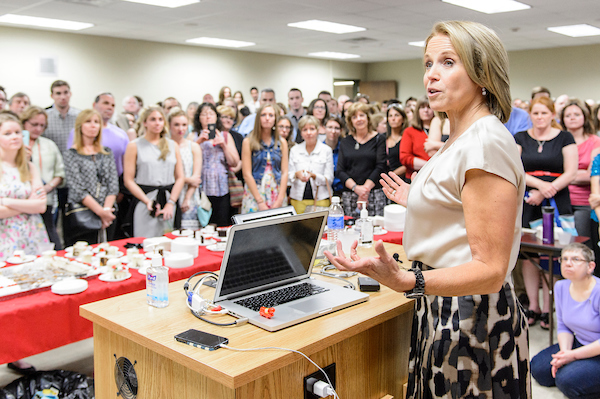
[531,338,600,399]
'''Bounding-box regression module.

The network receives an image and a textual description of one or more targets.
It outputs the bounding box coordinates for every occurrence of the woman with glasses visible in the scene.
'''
[20,106,65,249]
[194,103,240,226]
[531,243,600,399]
[277,116,294,150]
[307,98,329,141]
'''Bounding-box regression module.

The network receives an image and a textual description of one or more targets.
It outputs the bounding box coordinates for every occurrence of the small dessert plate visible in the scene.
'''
[206,242,227,252]
[99,272,132,282]
[6,255,37,264]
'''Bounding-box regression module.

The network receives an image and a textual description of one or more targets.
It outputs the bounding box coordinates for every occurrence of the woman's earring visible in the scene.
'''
[482,87,487,96]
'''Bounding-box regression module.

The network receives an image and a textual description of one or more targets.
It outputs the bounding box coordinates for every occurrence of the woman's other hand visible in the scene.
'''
[525,189,544,206]
[589,193,600,209]
[550,350,577,377]
[29,186,46,201]
[380,172,410,207]
[324,240,409,292]
[212,131,225,147]
[181,198,190,213]
[157,202,174,220]
[295,170,310,182]
[538,181,558,198]
[99,208,116,229]
[354,185,370,198]
[186,174,201,188]
[197,130,210,144]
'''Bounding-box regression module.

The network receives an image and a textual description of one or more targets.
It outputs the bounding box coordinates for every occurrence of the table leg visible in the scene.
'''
[521,251,554,346]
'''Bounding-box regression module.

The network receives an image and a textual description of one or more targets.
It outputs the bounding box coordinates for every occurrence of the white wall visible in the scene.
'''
[365,43,600,103]
[0,26,367,111]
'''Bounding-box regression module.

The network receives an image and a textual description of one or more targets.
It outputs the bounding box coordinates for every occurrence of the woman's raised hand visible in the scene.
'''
[380,172,410,207]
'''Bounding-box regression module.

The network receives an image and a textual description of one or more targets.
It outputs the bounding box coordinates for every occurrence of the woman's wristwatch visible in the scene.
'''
[405,266,425,298]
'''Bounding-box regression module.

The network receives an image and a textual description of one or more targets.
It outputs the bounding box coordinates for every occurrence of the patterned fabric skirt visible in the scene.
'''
[407,282,531,399]
[341,187,386,218]
[241,163,287,213]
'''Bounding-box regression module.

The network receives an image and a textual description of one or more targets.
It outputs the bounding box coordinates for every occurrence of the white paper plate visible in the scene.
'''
[373,228,388,235]
[6,255,37,264]
[206,243,227,252]
[197,238,217,246]
[0,261,5,268]
[99,272,132,282]
[171,229,194,237]
[51,279,88,295]
[145,251,170,259]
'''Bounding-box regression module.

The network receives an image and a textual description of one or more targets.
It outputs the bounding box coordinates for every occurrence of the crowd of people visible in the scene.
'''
[2,38,600,395]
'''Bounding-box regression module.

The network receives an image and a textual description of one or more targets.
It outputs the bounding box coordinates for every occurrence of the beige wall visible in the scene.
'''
[0,26,367,111]
[365,44,600,103]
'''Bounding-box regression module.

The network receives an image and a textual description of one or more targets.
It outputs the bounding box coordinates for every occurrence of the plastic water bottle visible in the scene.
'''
[327,196,344,242]
[146,255,169,308]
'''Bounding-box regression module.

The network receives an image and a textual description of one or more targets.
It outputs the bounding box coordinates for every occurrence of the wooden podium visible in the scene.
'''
[81,242,414,398]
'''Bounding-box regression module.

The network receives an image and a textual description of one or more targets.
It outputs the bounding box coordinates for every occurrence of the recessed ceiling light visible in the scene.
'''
[288,20,366,34]
[186,37,255,48]
[123,0,199,7]
[408,41,426,48]
[308,51,361,60]
[0,14,93,31]
[333,81,356,86]
[547,24,600,37]
[441,0,530,14]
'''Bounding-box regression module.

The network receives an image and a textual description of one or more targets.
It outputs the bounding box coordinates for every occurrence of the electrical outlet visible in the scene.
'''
[304,363,336,399]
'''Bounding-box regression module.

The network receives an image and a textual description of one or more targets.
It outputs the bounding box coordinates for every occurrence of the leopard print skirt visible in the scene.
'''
[406,283,531,398]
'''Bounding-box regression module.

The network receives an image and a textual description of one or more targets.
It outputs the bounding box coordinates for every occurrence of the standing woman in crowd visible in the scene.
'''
[277,116,295,150]
[233,90,244,107]
[324,116,345,196]
[0,113,49,258]
[336,102,386,217]
[64,109,119,246]
[327,21,530,398]
[21,106,65,249]
[385,103,408,180]
[241,103,288,212]
[307,98,329,140]
[515,96,577,328]
[218,86,232,105]
[124,106,185,237]
[195,103,240,226]
[399,97,434,181]
[168,108,202,230]
[288,116,333,214]
[562,99,600,240]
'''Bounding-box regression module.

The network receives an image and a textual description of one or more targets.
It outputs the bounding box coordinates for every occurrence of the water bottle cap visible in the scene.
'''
[331,196,340,204]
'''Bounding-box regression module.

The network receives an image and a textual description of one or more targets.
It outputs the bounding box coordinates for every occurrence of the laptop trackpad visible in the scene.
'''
[289,298,332,314]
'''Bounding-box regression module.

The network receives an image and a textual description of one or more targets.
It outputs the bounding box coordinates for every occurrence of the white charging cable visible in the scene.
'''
[219,344,339,399]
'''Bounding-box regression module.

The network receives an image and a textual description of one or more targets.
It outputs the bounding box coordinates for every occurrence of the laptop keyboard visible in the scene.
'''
[234,282,329,311]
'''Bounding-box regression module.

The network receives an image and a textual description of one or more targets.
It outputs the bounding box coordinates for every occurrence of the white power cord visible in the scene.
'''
[219,343,339,399]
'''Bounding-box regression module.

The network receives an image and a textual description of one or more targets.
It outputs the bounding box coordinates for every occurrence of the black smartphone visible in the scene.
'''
[208,123,217,140]
[174,329,228,351]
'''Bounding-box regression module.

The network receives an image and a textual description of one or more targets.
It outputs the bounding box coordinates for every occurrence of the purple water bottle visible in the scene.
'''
[542,206,555,244]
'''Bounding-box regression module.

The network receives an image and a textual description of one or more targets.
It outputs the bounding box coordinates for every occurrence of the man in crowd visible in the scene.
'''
[0,86,7,110]
[8,92,30,116]
[531,86,551,100]
[286,88,305,142]
[237,88,276,136]
[247,86,260,113]
[115,95,141,131]
[163,97,181,114]
[318,90,340,118]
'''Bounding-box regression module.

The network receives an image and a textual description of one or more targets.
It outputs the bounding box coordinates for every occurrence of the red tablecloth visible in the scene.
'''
[0,237,223,364]
[376,230,403,245]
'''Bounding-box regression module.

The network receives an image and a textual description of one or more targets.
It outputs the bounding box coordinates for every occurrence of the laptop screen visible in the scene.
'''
[215,212,327,299]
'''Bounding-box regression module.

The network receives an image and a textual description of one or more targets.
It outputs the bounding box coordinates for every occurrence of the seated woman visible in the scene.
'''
[399,96,434,181]
[168,107,202,230]
[531,243,600,399]
[124,106,185,237]
[288,115,334,214]
[21,106,65,249]
[336,102,386,217]
[241,103,288,212]
[63,109,119,246]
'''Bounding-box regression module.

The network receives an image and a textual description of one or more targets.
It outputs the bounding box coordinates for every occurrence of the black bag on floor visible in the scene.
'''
[0,369,94,399]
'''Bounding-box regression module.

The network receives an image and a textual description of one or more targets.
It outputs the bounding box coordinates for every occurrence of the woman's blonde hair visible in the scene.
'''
[20,106,48,127]
[139,106,170,161]
[298,115,320,132]
[167,106,187,125]
[0,113,30,182]
[345,102,372,135]
[248,104,280,152]
[73,109,108,156]
[425,21,512,123]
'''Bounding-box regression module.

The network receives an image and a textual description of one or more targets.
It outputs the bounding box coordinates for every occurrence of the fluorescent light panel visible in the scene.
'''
[0,14,93,31]
[547,24,600,37]
[408,41,426,47]
[309,51,360,60]
[186,37,255,48]
[334,81,356,86]
[288,19,365,34]
[441,0,530,14]
[123,0,199,7]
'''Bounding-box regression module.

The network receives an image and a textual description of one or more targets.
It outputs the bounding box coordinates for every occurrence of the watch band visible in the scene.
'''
[405,262,425,298]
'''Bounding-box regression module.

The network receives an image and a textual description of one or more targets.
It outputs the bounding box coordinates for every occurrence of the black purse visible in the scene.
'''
[64,202,102,241]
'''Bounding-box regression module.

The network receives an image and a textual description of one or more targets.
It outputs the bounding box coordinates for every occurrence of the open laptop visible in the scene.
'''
[231,205,296,225]
[213,210,369,331]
